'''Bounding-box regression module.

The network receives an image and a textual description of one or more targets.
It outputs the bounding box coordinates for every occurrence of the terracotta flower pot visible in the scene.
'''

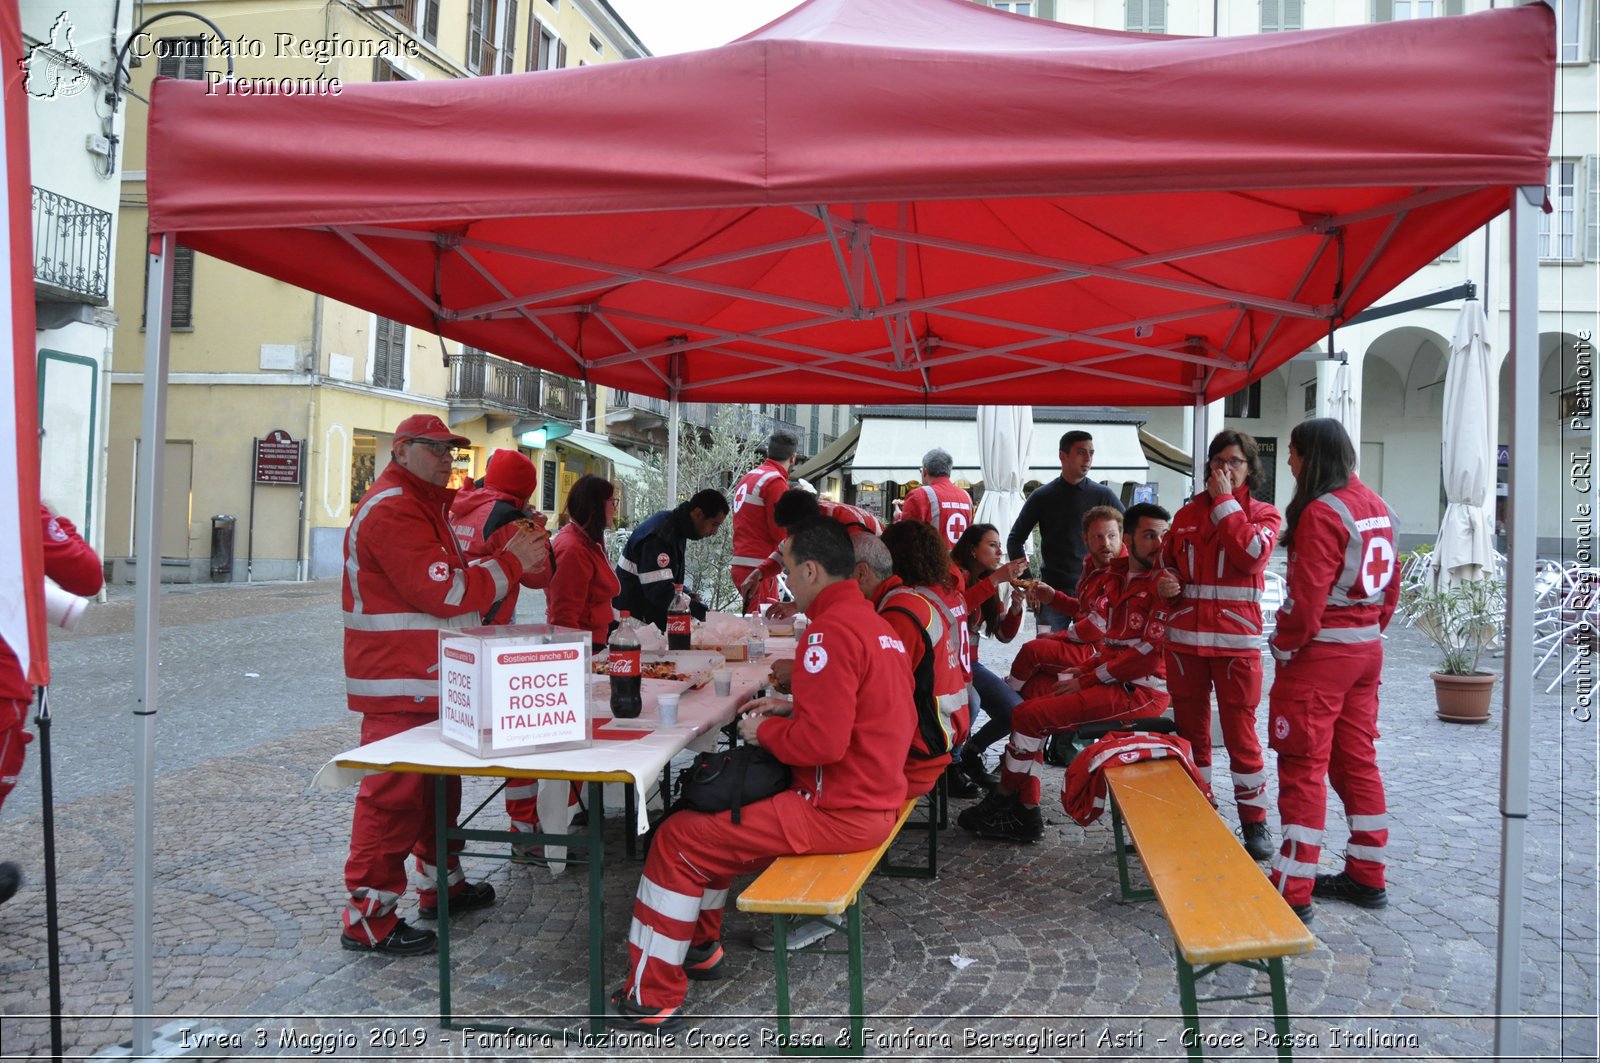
[1431,671,1496,724]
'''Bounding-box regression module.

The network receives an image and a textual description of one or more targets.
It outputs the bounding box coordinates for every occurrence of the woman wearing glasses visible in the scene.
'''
[547,474,622,650]
[1156,430,1283,862]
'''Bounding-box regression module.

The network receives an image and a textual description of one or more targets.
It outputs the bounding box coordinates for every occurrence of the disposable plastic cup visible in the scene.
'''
[657,692,680,726]
[712,669,732,697]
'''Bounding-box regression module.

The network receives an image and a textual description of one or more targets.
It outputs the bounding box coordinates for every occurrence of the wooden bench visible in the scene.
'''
[1105,759,1316,1063]
[736,796,921,1057]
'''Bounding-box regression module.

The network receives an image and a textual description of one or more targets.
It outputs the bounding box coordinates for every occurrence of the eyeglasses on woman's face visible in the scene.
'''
[1209,457,1247,469]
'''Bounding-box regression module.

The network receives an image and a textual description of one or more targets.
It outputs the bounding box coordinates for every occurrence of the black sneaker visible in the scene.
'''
[608,988,686,1033]
[1291,903,1314,925]
[0,862,19,906]
[956,791,1043,842]
[1239,822,1275,862]
[340,918,438,956]
[684,940,726,980]
[418,880,496,921]
[1313,871,1388,909]
[944,763,979,799]
[960,747,999,791]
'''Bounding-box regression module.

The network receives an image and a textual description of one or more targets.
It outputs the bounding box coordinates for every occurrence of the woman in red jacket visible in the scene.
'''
[950,523,1028,793]
[547,475,621,649]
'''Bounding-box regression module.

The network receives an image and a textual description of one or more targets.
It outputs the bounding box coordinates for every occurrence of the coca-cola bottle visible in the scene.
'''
[608,611,643,718]
[667,583,693,651]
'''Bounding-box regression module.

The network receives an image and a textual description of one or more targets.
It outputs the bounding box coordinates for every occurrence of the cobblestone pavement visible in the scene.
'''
[0,580,1594,1060]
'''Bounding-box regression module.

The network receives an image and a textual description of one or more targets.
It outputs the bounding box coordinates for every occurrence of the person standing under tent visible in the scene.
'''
[613,489,729,631]
[547,474,621,650]
[0,505,102,907]
[1156,430,1283,862]
[340,415,544,956]
[1267,418,1400,924]
[897,447,974,549]
[732,432,801,608]
[1007,431,1123,632]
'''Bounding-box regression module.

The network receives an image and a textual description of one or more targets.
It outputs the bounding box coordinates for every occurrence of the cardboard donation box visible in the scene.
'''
[438,624,590,757]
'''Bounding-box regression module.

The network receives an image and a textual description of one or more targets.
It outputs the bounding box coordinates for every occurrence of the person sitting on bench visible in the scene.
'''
[608,518,914,1033]
[958,503,1173,843]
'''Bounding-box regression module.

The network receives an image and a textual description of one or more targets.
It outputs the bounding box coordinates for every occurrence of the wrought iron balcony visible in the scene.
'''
[33,186,111,305]
[446,350,538,412]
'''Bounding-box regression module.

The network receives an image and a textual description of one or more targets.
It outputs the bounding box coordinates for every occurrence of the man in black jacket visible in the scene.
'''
[614,489,730,630]
[1007,430,1123,632]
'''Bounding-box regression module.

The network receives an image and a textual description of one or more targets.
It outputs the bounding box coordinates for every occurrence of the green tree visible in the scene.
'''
[619,405,763,612]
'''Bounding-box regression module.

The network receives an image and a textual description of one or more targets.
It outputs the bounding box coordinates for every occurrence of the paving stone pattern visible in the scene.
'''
[0,580,1593,1060]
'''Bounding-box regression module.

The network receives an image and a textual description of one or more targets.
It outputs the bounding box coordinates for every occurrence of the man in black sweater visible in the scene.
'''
[1006,430,1124,632]
[614,489,730,630]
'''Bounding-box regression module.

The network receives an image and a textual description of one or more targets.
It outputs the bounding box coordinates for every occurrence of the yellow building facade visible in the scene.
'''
[108,0,646,581]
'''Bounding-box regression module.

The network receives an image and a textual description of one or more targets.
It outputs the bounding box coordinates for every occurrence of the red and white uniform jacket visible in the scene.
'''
[1271,475,1400,663]
[547,522,621,646]
[342,462,526,717]
[1075,558,1172,693]
[752,499,884,582]
[1060,731,1211,826]
[449,484,553,623]
[874,577,972,758]
[1040,553,1120,646]
[730,459,790,576]
[755,581,913,812]
[898,476,974,548]
[1,507,103,699]
[1161,485,1282,657]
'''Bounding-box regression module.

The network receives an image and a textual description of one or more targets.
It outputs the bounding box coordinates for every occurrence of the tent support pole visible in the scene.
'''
[1492,185,1539,1060]
[1189,398,1208,491]
[131,233,174,1057]
[666,390,680,505]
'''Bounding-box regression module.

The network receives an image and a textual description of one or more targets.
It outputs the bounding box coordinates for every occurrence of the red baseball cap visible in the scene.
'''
[393,413,470,447]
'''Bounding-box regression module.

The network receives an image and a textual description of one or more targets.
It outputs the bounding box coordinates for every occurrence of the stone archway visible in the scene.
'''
[1359,324,1450,546]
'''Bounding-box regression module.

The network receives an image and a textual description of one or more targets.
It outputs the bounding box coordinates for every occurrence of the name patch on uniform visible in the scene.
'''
[1355,516,1392,531]
[802,645,828,673]
[878,635,906,652]
[428,561,450,582]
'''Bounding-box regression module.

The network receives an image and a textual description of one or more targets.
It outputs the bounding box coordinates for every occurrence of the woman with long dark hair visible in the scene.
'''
[949,522,1028,792]
[1157,429,1283,862]
[547,474,622,649]
[1266,418,1401,924]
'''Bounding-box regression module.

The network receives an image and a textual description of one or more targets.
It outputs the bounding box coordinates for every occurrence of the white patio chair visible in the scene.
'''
[1259,571,1287,651]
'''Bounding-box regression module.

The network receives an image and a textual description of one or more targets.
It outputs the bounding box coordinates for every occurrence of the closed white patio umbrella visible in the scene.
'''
[974,406,1033,577]
[1435,298,1498,587]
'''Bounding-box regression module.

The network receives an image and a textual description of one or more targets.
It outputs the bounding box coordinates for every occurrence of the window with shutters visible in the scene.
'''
[529,21,556,70]
[141,245,195,330]
[371,316,407,390]
[373,57,412,81]
[556,37,567,68]
[424,0,439,44]
[1260,0,1303,32]
[502,0,518,73]
[384,0,437,42]
[1224,380,1262,420]
[156,37,206,81]
[1540,160,1579,262]
[1585,156,1600,263]
[809,406,821,452]
[1125,0,1166,33]
[467,0,499,76]
[831,405,842,435]
[1373,0,1464,21]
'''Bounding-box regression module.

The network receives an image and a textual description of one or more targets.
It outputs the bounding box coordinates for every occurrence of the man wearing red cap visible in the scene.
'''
[341,415,547,956]
[450,449,557,861]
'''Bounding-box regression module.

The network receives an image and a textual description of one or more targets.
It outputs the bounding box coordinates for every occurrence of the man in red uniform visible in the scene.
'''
[1,506,102,905]
[1006,504,1125,698]
[756,489,883,618]
[1157,431,1283,861]
[958,503,1172,843]
[732,431,801,608]
[448,448,557,861]
[341,414,546,956]
[609,518,913,1031]
[897,447,974,549]
[1268,419,1400,923]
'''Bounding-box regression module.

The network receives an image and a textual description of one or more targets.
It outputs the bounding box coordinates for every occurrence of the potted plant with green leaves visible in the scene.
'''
[1400,571,1504,723]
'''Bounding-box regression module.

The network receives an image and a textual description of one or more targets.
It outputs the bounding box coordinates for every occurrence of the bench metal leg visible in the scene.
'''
[1172,949,1298,1063]
[844,901,865,1057]
[1110,798,1154,903]
[768,908,865,1059]
[1175,950,1203,1063]
[883,789,940,879]
[1269,957,1292,1063]
[771,916,793,1048]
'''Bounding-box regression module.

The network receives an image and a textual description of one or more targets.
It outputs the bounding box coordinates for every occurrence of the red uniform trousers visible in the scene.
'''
[1167,650,1268,825]
[342,711,467,944]
[0,698,31,813]
[999,683,1169,806]
[1008,636,1097,698]
[1267,642,1388,907]
[730,565,781,609]
[621,790,898,1010]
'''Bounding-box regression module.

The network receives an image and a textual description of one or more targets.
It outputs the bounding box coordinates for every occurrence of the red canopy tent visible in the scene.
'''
[129,0,1554,1055]
[145,0,1552,407]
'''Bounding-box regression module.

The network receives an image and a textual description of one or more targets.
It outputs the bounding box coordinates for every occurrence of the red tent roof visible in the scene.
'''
[145,0,1553,405]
